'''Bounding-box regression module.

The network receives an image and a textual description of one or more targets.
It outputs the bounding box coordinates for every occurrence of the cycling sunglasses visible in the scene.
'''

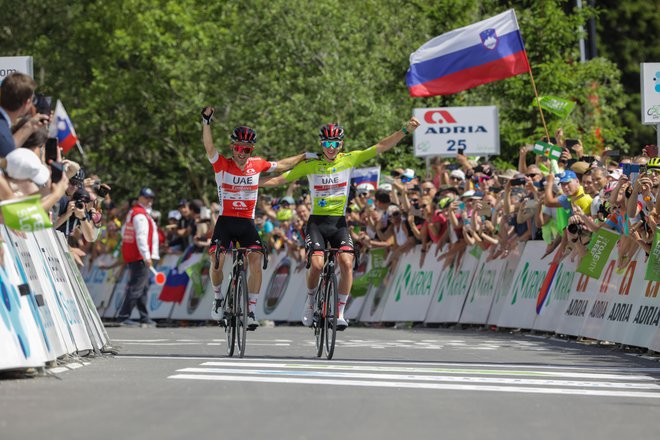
[321,140,342,149]
[232,145,254,154]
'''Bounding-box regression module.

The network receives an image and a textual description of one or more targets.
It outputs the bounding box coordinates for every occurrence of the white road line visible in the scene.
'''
[114,355,660,372]
[175,367,660,390]
[121,342,202,346]
[167,374,660,399]
[198,361,657,380]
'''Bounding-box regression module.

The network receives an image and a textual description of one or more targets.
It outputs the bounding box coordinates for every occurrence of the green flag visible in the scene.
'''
[351,249,387,298]
[577,228,620,278]
[185,253,210,299]
[0,195,52,232]
[532,141,563,160]
[533,96,576,119]
[645,227,660,283]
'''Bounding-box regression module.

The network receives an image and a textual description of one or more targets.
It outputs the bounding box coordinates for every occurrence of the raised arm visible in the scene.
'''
[201,106,218,160]
[374,117,421,155]
[275,153,307,173]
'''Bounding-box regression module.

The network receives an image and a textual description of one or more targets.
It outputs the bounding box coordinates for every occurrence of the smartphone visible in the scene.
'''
[33,94,52,115]
[604,150,620,158]
[511,177,526,186]
[446,164,460,171]
[45,138,58,164]
[542,136,558,145]
[50,161,64,184]
[457,146,465,155]
[97,185,110,198]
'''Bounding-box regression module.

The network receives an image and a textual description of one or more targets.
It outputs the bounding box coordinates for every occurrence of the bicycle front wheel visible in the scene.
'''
[323,273,338,360]
[314,280,325,358]
[225,281,236,357]
[235,271,248,358]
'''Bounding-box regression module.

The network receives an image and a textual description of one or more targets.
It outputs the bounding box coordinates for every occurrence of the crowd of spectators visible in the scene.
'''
[3,73,658,278]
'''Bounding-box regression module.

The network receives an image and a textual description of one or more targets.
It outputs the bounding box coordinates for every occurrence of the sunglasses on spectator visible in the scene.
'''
[321,140,342,149]
[450,176,462,181]
[233,145,254,154]
[526,173,540,178]
[391,211,401,217]
[422,188,433,193]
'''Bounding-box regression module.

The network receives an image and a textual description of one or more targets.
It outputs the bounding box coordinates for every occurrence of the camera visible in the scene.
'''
[511,177,526,186]
[97,184,111,198]
[73,189,91,210]
[567,223,585,235]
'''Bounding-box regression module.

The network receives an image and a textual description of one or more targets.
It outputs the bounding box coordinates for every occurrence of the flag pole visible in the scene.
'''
[529,67,551,142]
[75,141,85,158]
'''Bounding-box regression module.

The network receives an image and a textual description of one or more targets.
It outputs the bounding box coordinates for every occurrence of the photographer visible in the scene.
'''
[55,185,99,241]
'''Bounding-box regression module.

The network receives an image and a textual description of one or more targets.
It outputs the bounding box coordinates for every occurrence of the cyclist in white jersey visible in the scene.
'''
[261,116,420,328]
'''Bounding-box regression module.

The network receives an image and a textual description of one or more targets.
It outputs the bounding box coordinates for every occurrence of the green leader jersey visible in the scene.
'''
[283,146,377,216]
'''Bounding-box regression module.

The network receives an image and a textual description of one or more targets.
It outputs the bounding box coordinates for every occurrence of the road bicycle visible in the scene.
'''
[306,247,357,360]
[215,245,268,358]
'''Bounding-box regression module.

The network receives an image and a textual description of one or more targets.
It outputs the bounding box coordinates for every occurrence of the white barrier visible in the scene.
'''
[0,227,109,372]
[80,239,660,353]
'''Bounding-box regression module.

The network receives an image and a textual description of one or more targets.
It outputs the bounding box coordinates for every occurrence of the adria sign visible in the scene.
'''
[413,106,500,157]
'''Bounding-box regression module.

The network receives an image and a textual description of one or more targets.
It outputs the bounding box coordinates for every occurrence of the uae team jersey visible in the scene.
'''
[284,146,377,216]
[209,153,277,218]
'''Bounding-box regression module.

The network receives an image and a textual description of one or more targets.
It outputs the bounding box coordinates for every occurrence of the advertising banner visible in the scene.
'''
[640,63,660,125]
[345,249,377,320]
[459,256,505,324]
[531,253,578,333]
[1,226,62,361]
[381,250,440,322]
[0,56,33,82]
[645,227,660,282]
[81,254,117,312]
[486,243,524,326]
[413,106,499,157]
[31,230,92,352]
[425,247,480,323]
[360,256,400,323]
[577,229,620,279]
[496,242,550,329]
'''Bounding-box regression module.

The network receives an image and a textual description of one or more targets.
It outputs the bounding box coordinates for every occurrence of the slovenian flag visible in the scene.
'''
[48,100,78,154]
[406,9,530,97]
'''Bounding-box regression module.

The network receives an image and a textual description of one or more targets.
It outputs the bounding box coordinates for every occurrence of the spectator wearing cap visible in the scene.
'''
[165,209,182,252]
[117,187,160,327]
[545,170,593,216]
[449,169,465,190]
[0,72,50,157]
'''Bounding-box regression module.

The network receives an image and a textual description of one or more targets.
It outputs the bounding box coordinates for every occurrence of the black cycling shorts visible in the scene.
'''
[305,215,353,253]
[211,216,262,250]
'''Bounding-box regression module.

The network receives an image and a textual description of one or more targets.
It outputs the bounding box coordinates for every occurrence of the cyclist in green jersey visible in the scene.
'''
[260,116,420,329]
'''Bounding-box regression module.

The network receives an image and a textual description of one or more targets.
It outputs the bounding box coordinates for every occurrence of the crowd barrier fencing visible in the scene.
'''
[0,227,109,373]
[79,239,660,353]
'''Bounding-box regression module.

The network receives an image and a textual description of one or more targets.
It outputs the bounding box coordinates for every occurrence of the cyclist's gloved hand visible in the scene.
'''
[201,106,214,125]
[305,152,318,160]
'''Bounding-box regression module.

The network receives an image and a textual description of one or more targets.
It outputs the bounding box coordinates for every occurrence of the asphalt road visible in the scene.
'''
[2,324,660,440]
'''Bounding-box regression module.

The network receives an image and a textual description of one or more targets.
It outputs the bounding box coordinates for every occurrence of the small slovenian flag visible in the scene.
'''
[48,100,78,154]
[406,9,530,97]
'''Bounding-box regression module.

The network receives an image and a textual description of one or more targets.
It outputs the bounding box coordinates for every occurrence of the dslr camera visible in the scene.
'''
[73,190,91,210]
[567,222,586,235]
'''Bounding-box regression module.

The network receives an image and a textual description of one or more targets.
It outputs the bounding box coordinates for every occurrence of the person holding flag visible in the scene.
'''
[260,116,421,329]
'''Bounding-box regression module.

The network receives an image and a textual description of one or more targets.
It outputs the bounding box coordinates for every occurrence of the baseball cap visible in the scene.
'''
[497,169,517,180]
[167,210,182,220]
[608,169,623,180]
[386,205,401,216]
[5,148,50,186]
[357,182,375,193]
[177,198,188,207]
[460,190,475,199]
[438,184,460,195]
[557,170,578,183]
[280,196,295,205]
[380,183,392,192]
[570,161,590,175]
[402,169,415,179]
[139,187,155,198]
[438,197,452,209]
[449,169,466,180]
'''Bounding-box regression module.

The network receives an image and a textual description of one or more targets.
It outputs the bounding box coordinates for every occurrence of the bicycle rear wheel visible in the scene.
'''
[314,280,325,358]
[323,273,338,360]
[224,281,236,357]
[235,271,248,358]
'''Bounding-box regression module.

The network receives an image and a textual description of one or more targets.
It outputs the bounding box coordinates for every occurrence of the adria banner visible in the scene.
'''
[412,106,500,157]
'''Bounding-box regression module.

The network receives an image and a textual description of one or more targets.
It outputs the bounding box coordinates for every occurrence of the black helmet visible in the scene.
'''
[230,126,257,144]
[319,123,345,141]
